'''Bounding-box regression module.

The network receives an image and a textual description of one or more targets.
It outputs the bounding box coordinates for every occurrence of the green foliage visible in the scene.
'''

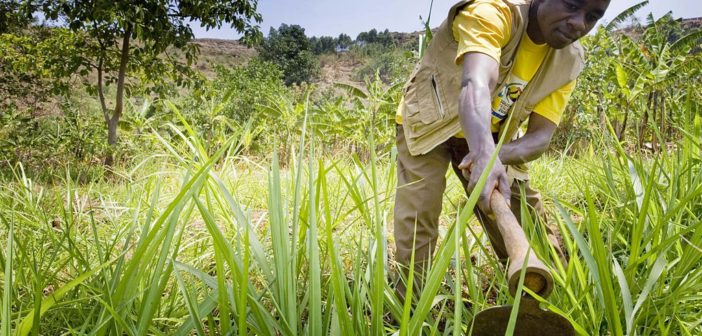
[0,28,87,112]
[259,24,320,85]
[309,35,337,55]
[211,60,286,125]
[354,48,414,83]
[337,33,353,49]
[356,28,395,48]
[33,0,263,97]
[179,59,287,153]
[0,0,33,33]
[5,0,262,165]
[0,99,107,179]
[553,6,702,154]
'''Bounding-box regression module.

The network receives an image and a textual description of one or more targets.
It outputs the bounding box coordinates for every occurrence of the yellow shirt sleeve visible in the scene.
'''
[452,0,512,65]
[532,80,576,126]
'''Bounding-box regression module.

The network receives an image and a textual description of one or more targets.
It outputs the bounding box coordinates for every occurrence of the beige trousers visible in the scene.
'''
[393,125,564,293]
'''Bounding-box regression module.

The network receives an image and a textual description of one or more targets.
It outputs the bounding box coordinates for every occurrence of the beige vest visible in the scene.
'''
[401,0,585,163]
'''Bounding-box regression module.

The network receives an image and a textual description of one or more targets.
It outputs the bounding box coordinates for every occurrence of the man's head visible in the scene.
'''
[528,0,610,49]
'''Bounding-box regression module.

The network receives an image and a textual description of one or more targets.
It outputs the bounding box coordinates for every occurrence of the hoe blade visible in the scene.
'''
[471,299,574,336]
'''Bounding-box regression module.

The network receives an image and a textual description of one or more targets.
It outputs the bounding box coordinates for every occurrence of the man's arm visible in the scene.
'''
[456,52,511,212]
[499,113,557,165]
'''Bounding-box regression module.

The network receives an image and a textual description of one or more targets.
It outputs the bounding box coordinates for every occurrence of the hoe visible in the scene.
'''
[470,192,574,336]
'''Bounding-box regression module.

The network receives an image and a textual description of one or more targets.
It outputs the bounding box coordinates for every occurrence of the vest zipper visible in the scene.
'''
[431,75,445,118]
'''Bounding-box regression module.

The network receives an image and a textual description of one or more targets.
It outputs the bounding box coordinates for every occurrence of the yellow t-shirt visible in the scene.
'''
[396,0,575,136]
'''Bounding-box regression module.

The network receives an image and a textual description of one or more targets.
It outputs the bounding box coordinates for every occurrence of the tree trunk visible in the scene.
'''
[104,24,132,167]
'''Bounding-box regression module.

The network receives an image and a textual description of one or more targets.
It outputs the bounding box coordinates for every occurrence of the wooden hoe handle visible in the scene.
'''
[489,192,554,298]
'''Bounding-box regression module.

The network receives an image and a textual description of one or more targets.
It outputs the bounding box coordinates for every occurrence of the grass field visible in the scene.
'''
[1,114,700,336]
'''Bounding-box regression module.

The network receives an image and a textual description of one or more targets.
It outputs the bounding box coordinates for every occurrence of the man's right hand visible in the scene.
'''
[458,149,510,214]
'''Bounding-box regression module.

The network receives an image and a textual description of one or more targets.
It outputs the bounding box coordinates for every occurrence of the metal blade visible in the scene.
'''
[471,299,574,336]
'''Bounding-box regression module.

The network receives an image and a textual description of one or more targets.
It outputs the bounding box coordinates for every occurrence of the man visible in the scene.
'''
[393,0,610,298]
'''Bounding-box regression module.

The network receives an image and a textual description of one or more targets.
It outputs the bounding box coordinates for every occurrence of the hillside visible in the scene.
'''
[190,30,423,85]
[190,38,258,76]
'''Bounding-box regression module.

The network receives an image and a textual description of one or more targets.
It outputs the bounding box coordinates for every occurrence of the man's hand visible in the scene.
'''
[458,150,510,214]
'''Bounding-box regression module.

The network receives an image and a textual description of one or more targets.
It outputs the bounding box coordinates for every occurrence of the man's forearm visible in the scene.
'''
[498,132,550,165]
[459,80,495,155]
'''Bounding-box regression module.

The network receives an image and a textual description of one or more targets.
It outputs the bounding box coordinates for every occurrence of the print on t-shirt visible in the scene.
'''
[490,73,527,132]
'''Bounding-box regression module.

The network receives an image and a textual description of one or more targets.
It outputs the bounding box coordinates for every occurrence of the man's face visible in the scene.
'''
[535,0,610,49]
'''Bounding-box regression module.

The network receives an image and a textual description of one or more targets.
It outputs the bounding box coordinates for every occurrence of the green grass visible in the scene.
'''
[0,111,700,335]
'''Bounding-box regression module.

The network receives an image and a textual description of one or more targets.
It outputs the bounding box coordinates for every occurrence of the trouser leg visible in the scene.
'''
[393,125,450,299]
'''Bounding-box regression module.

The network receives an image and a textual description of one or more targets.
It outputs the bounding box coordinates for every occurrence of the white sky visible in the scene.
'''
[191,0,702,40]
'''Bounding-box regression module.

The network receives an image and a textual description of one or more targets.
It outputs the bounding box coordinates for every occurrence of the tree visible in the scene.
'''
[29,0,262,166]
[337,33,352,49]
[356,28,395,48]
[259,24,319,85]
[310,35,337,55]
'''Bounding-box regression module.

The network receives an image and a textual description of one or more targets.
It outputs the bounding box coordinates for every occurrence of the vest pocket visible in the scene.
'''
[402,67,454,139]
[430,75,446,119]
[404,72,442,123]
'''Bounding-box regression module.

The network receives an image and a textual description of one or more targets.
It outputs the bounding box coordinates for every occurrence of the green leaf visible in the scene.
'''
[17,256,122,336]
[334,82,368,99]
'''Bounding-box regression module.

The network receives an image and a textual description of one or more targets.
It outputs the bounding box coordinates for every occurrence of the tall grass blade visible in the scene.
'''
[238,219,250,336]
[210,175,272,280]
[367,133,386,336]
[307,142,322,336]
[399,233,417,336]
[320,165,353,334]
[452,216,463,336]
[135,198,190,336]
[583,186,623,336]
[612,258,633,334]
[1,221,13,336]
[631,251,668,321]
[555,201,602,302]
[268,151,297,333]
[174,266,207,336]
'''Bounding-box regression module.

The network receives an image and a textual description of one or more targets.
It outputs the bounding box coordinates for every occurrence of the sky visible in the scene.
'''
[191,0,702,40]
